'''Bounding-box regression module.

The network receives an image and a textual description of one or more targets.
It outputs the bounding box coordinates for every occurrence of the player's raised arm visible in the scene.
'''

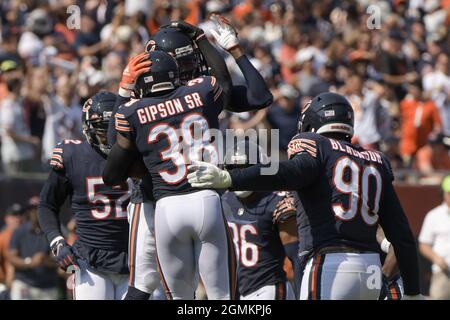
[209,14,273,111]
[107,52,151,146]
[161,20,233,110]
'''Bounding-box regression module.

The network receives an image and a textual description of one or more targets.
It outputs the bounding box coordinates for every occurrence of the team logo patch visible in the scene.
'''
[287,138,317,159]
[324,110,335,117]
[82,99,92,112]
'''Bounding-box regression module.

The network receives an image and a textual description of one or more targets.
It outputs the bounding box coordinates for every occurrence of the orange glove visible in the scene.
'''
[119,52,152,92]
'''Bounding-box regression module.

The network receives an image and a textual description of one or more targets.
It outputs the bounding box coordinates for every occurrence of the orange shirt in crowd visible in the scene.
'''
[0,228,14,284]
[399,97,441,156]
[279,44,298,84]
[232,1,271,21]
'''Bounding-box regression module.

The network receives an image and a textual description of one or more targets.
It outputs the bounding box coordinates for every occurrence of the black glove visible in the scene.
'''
[160,20,205,41]
[51,239,78,271]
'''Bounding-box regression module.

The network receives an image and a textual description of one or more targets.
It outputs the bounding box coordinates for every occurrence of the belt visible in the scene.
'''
[316,245,375,255]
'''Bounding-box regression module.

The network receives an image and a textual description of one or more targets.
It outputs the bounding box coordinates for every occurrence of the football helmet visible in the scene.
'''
[82,91,116,156]
[134,50,180,98]
[145,28,207,83]
[298,92,354,139]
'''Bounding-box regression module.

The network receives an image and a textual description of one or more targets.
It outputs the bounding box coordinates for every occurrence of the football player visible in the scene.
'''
[103,51,236,300]
[107,16,273,300]
[187,92,423,300]
[221,140,298,300]
[38,92,132,300]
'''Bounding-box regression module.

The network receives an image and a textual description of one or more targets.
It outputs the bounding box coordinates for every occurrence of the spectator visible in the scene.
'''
[0,203,25,300]
[422,53,450,135]
[8,198,59,300]
[375,29,418,101]
[42,72,82,163]
[343,76,391,150]
[399,81,441,170]
[0,59,40,175]
[419,175,450,299]
[266,84,301,157]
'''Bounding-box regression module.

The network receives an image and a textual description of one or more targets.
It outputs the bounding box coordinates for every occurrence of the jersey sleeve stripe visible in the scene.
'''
[213,87,223,102]
[115,124,132,132]
[114,113,132,132]
[50,160,63,168]
[116,119,129,125]
[51,154,63,162]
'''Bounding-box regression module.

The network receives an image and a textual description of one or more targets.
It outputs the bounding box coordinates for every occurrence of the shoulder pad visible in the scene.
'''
[287,132,322,159]
[50,140,82,170]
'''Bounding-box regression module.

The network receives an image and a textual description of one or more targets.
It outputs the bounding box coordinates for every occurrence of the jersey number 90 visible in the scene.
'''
[332,157,382,226]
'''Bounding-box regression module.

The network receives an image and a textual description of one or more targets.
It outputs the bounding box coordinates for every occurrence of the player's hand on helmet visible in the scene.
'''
[209,14,239,51]
[51,238,79,271]
[273,192,297,224]
[119,52,152,95]
[402,294,426,300]
[187,161,232,189]
[161,20,205,41]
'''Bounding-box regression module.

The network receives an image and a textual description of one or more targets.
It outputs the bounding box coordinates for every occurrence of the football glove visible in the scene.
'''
[273,192,297,224]
[160,21,205,41]
[51,238,78,271]
[119,52,152,95]
[209,14,239,51]
[187,161,232,189]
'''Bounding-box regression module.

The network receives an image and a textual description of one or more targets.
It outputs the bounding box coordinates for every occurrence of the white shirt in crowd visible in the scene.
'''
[42,95,82,162]
[0,97,34,164]
[419,203,450,274]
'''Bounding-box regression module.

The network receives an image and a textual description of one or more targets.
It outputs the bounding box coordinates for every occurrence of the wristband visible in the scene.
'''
[380,238,391,254]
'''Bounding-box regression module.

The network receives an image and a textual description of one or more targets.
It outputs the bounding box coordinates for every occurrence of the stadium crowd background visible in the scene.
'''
[0,0,449,299]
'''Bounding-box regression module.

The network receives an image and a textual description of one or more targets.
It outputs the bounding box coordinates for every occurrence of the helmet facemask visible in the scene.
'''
[83,116,111,156]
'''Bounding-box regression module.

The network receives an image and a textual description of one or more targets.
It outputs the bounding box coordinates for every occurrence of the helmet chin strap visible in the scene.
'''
[234,191,253,198]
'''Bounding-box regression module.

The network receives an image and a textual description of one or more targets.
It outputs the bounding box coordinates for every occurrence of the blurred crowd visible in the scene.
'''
[0,0,449,182]
[0,196,76,300]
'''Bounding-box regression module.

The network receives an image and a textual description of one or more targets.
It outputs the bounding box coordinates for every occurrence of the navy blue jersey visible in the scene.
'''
[115,76,223,201]
[50,140,132,251]
[229,132,421,295]
[232,132,395,254]
[222,191,287,297]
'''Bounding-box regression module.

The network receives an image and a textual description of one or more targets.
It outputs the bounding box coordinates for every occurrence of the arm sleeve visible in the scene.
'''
[229,153,320,191]
[229,55,273,112]
[102,135,138,186]
[107,95,131,146]
[378,181,421,295]
[196,37,232,109]
[38,169,71,244]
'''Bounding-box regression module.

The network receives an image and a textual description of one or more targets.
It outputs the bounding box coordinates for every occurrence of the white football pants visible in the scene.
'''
[300,252,382,300]
[127,201,162,295]
[154,190,236,300]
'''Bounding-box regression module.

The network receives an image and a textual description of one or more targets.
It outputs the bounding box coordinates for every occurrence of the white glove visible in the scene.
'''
[209,14,239,51]
[402,294,426,300]
[187,161,232,189]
